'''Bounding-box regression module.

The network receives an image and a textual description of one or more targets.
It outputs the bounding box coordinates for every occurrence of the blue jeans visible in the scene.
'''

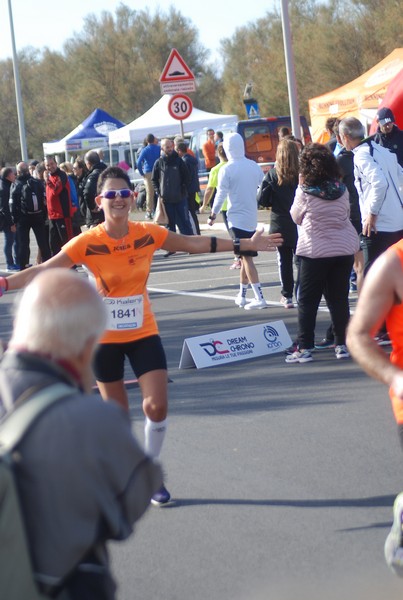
[3,226,19,268]
[164,198,193,235]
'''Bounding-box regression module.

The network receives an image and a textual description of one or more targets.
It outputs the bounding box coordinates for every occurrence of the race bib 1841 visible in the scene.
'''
[103,295,144,330]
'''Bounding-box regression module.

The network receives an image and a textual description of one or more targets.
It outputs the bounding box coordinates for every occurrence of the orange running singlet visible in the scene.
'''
[386,239,403,424]
[63,221,169,344]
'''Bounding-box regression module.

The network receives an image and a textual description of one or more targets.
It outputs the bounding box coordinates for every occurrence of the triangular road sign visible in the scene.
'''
[160,48,195,83]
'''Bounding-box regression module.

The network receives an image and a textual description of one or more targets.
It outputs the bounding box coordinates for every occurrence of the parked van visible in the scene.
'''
[98,144,142,182]
[190,116,311,174]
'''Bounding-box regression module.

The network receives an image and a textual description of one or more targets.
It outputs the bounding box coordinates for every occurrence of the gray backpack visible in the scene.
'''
[0,383,74,600]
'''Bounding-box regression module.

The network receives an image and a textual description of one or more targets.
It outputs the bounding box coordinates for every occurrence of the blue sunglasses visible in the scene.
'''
[101,189,132,199]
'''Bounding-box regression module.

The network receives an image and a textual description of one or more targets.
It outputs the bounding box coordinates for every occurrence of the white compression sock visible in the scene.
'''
[251,283,264,300]
[144,417,167,458]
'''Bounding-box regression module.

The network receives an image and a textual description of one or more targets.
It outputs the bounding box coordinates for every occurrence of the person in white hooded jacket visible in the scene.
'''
[339,117,403,275]
[208,132,267,309]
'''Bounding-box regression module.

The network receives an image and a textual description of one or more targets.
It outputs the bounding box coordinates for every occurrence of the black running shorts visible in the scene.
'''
[230,226,258,257]
[93,335,167,382]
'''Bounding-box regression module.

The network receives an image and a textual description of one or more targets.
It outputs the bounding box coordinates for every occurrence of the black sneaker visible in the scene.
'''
[151,484,171,506]
[314,338,335,350]
[284,341,298,355]
[285,342,315,355]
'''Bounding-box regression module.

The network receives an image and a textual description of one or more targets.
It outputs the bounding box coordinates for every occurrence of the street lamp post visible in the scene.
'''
[7,0,28,161]
[280,0,301,139]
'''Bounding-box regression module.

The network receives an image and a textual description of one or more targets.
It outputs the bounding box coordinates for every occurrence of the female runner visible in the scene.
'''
[1,165,282,504]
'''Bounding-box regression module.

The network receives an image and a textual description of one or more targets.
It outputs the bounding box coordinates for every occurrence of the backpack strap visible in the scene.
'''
[0,383,75,453]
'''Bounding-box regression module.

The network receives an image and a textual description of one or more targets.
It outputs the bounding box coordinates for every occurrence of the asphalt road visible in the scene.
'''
[1,212,403,600]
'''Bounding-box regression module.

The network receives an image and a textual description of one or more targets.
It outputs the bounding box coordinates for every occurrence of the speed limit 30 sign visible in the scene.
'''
[168,94,193,121]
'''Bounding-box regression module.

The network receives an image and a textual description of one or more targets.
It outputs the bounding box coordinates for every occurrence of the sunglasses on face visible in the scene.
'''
[101,189,132,199]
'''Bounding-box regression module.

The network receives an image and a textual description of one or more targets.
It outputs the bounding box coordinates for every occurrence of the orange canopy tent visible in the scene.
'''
[309,48,403,142]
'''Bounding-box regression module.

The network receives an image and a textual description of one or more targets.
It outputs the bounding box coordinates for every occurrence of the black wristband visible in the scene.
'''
[233,238,241,256]
[210,236,217,253]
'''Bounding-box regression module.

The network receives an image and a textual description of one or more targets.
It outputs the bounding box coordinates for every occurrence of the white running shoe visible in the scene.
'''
[285,349,313,364]
[244,298,268,310]
[235,294,247,307]
[385,492,403,577]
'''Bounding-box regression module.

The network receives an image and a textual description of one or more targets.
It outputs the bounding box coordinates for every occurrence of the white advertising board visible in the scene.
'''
[179,320,292,369]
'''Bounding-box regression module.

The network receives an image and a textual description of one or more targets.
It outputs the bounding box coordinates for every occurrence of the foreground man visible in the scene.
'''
[0,269,162,599]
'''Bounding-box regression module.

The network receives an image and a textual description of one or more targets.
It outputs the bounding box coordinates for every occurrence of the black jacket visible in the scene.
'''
[336,147,361,227]
[152,151,190,203]
[257,167,298,248]
[9,175,45,224]
[182,153,200,195]
[373,124,403,167]
[0,176,13,227]
[83,161,107,224]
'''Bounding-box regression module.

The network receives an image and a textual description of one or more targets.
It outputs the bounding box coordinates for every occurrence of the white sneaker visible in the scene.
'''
[280,296,294,309]
[235,294,247,307]
[244,298,268,310]
[385,492,403,577]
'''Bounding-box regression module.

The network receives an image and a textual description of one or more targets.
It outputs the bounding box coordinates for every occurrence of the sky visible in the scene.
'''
[0,0,277,66]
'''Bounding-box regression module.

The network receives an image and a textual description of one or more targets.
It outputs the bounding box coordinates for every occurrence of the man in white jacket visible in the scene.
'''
[339,117,403,274]
[340,116,403,345]
[207,132,267,309]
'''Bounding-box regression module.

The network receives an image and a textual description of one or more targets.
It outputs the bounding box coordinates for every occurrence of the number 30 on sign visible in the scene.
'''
[168,94,193,121]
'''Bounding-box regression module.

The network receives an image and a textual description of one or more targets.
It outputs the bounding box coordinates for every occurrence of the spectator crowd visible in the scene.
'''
[0,108,402,598]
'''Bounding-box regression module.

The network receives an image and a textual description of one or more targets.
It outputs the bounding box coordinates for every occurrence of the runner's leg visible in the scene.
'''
[139,369,168,457]
[97,380,128,411]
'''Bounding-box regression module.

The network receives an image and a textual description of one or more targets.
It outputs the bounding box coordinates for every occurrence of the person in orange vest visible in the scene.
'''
[202,129,217,172]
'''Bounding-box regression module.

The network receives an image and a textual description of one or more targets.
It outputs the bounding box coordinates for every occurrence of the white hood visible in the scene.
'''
[223,132,245,161]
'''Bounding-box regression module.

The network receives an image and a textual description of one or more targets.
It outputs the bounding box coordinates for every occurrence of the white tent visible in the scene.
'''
[108,95,238,145]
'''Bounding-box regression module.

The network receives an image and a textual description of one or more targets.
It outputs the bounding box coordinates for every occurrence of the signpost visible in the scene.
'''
[160,49,196,137]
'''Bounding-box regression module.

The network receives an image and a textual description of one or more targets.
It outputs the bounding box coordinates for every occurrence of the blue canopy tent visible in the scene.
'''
[43,108,125,160]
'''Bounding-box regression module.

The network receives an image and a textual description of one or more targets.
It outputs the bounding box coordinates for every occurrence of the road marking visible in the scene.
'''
[148,286,332,312]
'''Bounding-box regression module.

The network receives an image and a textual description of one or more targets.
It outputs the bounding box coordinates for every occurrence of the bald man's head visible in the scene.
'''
[10,269,106,360]
[16,162,29,176]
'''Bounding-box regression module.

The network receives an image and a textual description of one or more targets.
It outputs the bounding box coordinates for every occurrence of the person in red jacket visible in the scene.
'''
[44,155,74,256]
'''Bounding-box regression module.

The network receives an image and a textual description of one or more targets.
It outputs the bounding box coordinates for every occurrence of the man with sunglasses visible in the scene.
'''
[373,107,403,167]
[0,166,283,507]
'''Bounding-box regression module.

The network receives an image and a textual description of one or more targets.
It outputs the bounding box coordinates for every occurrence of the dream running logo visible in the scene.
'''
[263,325,281,350]
[199,339,230,357]
[199,336,255,362]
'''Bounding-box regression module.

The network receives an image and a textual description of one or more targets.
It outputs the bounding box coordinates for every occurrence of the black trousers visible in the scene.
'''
[49,219,69,257]
[187,192,201,235]
[297,254,354,349]
[17,213,51,269]
[360,229,403,275]
[276,246,295,299]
